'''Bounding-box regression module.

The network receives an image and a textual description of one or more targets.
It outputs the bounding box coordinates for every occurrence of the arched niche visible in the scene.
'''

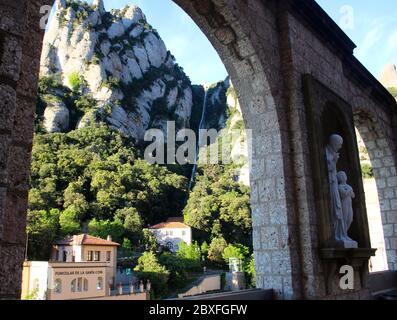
[303,74,375,293]
[320,102,370,248]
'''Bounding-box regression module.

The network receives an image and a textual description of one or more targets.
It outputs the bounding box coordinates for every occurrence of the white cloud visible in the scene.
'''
[385,30,397,56]
[355,21,384,59]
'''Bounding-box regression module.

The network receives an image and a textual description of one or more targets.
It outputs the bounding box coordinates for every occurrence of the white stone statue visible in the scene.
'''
[326,135,344,240]
[337,171,356,242]
[325,134,357,248]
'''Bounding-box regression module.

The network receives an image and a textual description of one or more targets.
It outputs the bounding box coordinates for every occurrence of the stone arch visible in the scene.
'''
[172,0,297,298]
[0,0,303,299]
[354,104,397,271]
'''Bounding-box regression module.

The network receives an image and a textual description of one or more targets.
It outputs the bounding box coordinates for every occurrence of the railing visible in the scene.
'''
[171,288,274,300]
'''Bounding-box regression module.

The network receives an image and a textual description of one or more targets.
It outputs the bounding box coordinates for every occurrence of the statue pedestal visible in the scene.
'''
[330,239,358,249]
[320,247,376,294]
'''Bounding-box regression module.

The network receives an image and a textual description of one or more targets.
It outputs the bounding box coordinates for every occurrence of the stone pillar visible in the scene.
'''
[0,0,49,299]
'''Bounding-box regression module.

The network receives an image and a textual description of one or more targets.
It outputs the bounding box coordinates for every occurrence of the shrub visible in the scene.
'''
[134,251,170,299]
[74,94,97,113]
[177,242,202,271]
[222,243,249,265]
[361,163,374,179]
[208,237,227,266]
[158,252,188,291]
[68,72,82,92]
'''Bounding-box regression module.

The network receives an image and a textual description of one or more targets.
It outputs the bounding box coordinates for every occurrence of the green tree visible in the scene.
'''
[244,254,256,288]
[177,242,202,271]
[201,241,209,257]
[88,218,124,243]
[134,251,170,299]
[23,288,39,300]
[26,209,60,260]
[208,237,227,266]
[158,252,188,291]
[142,229,159,252]
[222,243,250,264]
[59,207,81,235]
[184,163,252,247]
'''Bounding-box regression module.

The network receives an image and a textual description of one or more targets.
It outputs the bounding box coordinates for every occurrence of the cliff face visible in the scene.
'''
[38,0,249,184]
[197,79,250,186]
[379,63,397,89]
[39,0,192,142]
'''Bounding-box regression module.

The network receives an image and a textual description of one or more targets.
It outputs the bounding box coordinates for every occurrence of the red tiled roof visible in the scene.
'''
[54,234,120,246]
[149,217,190,229]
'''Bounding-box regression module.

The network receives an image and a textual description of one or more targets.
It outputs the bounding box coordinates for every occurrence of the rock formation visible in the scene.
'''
[40,1,193,141]
[379,63,397,89]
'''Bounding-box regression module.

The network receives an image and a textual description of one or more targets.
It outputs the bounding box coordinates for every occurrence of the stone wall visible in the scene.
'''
[0,0,396,300]
[0,0,52,299]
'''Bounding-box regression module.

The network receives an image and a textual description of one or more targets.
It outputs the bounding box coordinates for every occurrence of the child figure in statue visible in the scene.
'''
[337,171,355,241]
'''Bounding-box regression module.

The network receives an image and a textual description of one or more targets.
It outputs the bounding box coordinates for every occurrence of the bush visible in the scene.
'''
[134,251,170,299]
[142,229,159,253]
[222,243,249,265]
[158,252,188,291]
[88,218,124,244]
[208,237,227,266]
[68,72,82,93]
[177,242,202,271]
[74,94,97,113]
[361,163,374,179]
[244,254,256,288]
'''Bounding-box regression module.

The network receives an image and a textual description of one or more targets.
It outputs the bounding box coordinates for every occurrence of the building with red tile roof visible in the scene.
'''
[148,217,192,252]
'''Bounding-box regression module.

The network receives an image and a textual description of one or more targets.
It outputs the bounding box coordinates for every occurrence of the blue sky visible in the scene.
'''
[316,0,397,79]
[64,1,396,84]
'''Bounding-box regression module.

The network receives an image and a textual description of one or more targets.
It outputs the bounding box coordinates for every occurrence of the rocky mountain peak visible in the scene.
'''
[39,0,193,142]
[92,0,105,13]
[379,63,397,89]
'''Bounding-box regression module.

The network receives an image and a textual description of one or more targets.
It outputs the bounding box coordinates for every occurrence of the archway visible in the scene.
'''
[0,0,300,300]
[354,108,397,271]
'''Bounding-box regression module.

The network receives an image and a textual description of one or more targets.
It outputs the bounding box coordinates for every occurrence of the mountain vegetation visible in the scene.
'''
[28,0,254,296]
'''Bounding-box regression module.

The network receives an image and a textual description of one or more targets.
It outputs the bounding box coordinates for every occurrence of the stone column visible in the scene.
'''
[0,0,49,299]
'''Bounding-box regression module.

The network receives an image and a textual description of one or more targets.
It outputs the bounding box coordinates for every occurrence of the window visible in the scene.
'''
[77,277,82,292]
[182,230,186,236]
[106,251,111,262]
[54,279,62,294]
[96,277,103,290]
[166,242,174,250]
[87,251,93,261]
[63,251,67,262]
[83,278,88,292]
[71,279,76,292]
[93,251,100,261]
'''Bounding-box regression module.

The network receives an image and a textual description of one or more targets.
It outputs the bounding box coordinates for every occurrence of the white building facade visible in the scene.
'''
[21,234,120,300]
[149,217,192,252]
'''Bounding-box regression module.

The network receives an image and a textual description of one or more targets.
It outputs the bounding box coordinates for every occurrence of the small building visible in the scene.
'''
[50,234,119,286]
[148,217,192,252]
[21,234,149,300]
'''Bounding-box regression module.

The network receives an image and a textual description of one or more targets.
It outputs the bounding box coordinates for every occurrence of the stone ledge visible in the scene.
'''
[320,248,377,261]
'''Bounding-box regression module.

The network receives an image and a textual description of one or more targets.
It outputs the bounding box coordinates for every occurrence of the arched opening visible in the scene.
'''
[355,109,397,272]
[18,0,294,300]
